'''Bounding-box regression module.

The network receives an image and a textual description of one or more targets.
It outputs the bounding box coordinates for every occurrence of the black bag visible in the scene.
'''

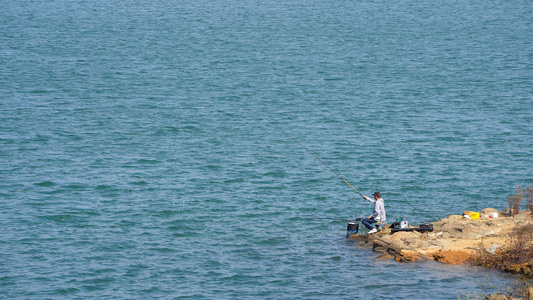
[418,224,434,230]
[391,221,401,229]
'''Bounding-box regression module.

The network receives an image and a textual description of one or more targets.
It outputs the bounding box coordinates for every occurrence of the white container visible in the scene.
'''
[400,220,408,229]
[490,212,498,218]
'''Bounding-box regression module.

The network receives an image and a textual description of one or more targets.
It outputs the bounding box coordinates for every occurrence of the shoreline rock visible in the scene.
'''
[349,210,533,277]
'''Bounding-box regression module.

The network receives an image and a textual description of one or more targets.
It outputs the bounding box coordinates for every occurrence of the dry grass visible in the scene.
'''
[469,230,533,299]
[527,186,533,217]
[465,186,533,299]
[507,185,533,217]
[507,186,523,216]
[468,212,533,299]
[470,223,533,270]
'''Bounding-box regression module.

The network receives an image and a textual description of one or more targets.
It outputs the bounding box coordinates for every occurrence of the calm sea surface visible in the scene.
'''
[1,0,532,299]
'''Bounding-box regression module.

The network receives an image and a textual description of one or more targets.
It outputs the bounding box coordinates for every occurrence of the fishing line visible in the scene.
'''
[270,122,364,197]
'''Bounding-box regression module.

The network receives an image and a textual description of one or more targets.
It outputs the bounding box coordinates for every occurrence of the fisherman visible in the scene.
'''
[361,191,386,234]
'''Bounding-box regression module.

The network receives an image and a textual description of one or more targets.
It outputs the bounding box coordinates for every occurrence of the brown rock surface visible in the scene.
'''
[350,210,533,275]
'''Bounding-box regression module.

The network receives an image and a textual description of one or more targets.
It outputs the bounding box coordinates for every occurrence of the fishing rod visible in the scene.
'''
[312,217,363,221]
[270,122,364,198]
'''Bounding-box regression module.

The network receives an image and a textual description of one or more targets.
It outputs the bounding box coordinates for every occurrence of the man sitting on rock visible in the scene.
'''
[362,191,386,234]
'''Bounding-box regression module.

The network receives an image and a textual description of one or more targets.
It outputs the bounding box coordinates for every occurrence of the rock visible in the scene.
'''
[484,295,509,300]
[415,241,430,249]
[441,232,453,239]
[382,248,426,263]
[512,212,533,222]
[437,221,467,238]
[372,239,390,252]
[461,223,488,239]
[429,240,446,247]
[447,215,464,220]
[434,216,509,239]
[506,262,533,278]
[397,250,424,262]
[481,208,499,215]
[376,252,394,260]
[387,231,420,241]
[433,250,473,264]
[485,244,500,254]
[355,211,533,281]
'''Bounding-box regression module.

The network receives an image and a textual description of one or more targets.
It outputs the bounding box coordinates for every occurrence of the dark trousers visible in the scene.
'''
[362,217,378,230]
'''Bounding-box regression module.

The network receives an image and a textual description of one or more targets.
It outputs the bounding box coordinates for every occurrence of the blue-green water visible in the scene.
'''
[1,0,532,298]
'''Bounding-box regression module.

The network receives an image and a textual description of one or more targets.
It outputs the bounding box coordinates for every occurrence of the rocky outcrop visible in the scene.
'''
[506,263,533,278]
[350,210,533,277]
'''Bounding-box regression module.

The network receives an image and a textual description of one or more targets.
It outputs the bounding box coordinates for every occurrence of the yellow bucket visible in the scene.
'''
[470,212,480,220]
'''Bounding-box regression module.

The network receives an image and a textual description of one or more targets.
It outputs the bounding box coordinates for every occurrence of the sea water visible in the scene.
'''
[1,0,532,298]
